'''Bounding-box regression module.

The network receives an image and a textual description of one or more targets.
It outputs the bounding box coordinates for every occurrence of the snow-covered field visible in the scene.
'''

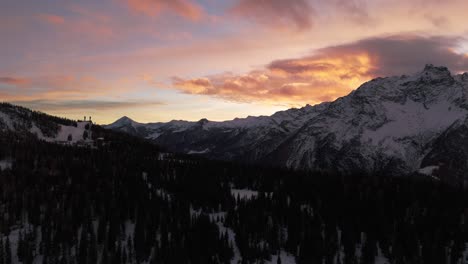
[30,121,94,145]
[0,159,12,170]
[418,165,440,180]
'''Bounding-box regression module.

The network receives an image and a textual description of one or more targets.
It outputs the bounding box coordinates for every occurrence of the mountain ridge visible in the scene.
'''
[107,64,468,184]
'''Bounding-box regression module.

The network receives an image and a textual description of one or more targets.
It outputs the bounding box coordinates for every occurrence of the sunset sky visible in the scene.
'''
[2,0,468,124]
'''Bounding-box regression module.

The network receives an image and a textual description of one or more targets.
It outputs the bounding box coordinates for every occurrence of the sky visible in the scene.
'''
[1,0,468,124]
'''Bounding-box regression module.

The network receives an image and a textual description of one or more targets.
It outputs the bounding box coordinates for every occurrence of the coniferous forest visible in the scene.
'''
[0,123,468,264]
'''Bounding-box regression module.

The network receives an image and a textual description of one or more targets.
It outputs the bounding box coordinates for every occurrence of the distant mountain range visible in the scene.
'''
[107,65,468,185]
[2,65,468,185]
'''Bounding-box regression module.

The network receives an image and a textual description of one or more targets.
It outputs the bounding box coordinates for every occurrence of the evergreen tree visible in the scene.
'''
[4,238,11,264]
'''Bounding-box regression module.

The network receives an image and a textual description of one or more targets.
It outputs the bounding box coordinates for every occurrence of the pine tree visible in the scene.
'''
[276,254,282,264]
[17,231,24,262]
[4,237,11,264]
[0,238,4,264]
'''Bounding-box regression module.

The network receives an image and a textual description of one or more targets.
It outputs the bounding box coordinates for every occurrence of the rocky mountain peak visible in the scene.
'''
[417,64,453,84]
[197,118,209,126]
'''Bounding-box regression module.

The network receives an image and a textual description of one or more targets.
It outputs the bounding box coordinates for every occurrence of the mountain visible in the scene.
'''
[2,77,468,263]
[3,102,468,264]
[107,65,468,184]
[107,102,330,159]
[0,102,94,145]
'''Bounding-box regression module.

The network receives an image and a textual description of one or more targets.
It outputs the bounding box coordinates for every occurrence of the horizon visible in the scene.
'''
[3,63,464,125]
[2,0,468,123]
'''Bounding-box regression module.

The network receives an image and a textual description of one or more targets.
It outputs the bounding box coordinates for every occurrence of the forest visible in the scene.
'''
[0,123,467,264]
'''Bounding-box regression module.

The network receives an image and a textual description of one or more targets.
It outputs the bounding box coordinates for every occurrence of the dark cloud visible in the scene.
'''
[229,0,373,31]
[317,35,468,76]
[0,76,30,86]
[230,0,314,30]
[331,0,371,25]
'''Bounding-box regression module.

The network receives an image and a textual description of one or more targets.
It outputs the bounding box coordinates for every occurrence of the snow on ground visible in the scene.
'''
[29,123,46,139]
[187,148,210,154]
[29,121,93,145]
[0,159,12,170]
[204,115,273,129]
[148,132,161,139]
[375,243,391,264]
[418,165,441,181]
[157,152,171,160]
[2,223,36,264]
[155,188,172,201]
[0,111,14,130]
[216,222,242,264]
[266,250,296,264]
[363,99,466,149]
[190,206,202,218]
[0,110,93,146]
[55,122,93,143]
[125,220,135,240]
[418,165,439,176]
[209,211,226,222]
[231,189,259,200]
[461,243,468,264]
[190,208,227,222]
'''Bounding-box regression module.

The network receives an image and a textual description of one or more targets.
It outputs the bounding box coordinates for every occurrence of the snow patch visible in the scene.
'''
[418,165,439,175]
[231,189,258,200]
[187,148,210,154]
[148,132,161,139]
[418,165,440,180]
[54,121,92,143]
[266,250,296,264]
[363,100,466,145]
[0,111,14,130]
[216,222,242,264]
[0,159,12,170]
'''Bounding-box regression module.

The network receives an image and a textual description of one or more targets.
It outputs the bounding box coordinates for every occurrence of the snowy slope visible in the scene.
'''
[106,102,329,162]
[273,65,468,175]
[107,65,468,183]
[0,104,93,146]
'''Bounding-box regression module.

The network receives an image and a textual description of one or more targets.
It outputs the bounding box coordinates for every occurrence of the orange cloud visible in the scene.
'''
[38,14,65,25]
[173,54,372,106]
[126,0,204,21]
[170,35,468,105]
[0,74,140,102]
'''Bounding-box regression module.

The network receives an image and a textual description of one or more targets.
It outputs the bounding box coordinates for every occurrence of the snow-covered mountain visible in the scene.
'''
[107,65,468,184]
[107,102,330,161]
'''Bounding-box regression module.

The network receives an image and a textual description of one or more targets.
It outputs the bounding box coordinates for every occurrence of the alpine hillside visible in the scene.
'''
[107,65,468,185]
[0,103,94,145]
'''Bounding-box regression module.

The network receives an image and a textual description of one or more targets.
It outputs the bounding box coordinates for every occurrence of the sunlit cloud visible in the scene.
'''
[171,35,468,105]
[126,0,205,21]
[3,0,468,123]
[38,14,65,25]
[11,99,165,111]
[0,75,140,101]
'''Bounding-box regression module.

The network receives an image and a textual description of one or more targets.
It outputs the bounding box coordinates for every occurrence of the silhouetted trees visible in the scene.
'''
[0,117,468,263]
